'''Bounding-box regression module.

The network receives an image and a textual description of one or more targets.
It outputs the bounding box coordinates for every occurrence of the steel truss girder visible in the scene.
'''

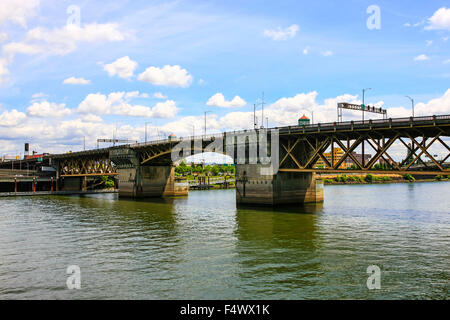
[278,129,450,173]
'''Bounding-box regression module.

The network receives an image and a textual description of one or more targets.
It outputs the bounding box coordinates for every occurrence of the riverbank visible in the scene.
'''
[318,173,449,185]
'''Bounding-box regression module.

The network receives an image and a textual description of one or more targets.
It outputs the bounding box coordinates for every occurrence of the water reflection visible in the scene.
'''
[0,183,448,299]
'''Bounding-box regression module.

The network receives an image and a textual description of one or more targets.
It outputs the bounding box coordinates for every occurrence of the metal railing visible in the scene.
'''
[44,114,450,157]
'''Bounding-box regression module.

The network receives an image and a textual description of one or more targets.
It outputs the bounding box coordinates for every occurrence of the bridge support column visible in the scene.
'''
[117,165,188,198]
[235,164,323,206]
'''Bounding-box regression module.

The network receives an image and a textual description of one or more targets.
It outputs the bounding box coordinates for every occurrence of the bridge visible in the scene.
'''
[1,115,449,205]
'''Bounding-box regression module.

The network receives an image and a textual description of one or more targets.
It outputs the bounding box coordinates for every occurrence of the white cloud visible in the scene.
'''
[425,7,450,30]
[302,46,310,55]
[426,40,433,46]
[103,56,138,79]
[443,36,449,42]
[31,92,48,99]
[27,101,72,118]
[404,22,411,27]
[0,109,26,126]
[444,59,450,64]
[414,54,429,61]
[77,91,178,118]
[414,89,450,115]
[0,0,39,28]
[320,50,333,57]
[63,77,91,85]
[206,93,246,108]
[81,114,103,122]
[138,65,193,87]
[263,24,299,41]
[0,33,8,43]
[153,92,168,99]
[0,58,9,84]
[3,23,126,59]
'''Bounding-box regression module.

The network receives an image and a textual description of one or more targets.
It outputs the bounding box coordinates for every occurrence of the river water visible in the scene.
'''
[0,182,448,300]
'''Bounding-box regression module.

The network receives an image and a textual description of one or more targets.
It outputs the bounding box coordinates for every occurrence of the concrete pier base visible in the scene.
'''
[117,165,188,198]
[235,164,323,205]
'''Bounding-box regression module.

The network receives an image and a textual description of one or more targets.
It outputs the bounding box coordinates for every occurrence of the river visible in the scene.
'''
[0,182,448,299]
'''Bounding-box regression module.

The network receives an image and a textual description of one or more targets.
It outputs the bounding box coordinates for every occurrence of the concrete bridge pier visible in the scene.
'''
[117,165,188,198]
[235,164,323,206]
[111,149,188,198]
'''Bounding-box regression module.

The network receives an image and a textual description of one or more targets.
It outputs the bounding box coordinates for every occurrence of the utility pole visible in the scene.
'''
[253,104,257,129]
[204,111,211,137]
[266,117,269,129]
[255,92,265,128]
[145,122,152,144]
[83,136,86,151]
[405,96,414,118]
[261,92,264,128]
[362,88,371,123]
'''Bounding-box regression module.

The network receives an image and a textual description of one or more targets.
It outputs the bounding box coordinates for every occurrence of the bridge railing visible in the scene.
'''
[277,114,450,133]
[44,114,450,158]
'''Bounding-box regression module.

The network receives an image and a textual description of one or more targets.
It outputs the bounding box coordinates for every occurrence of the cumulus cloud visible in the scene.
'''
[0,33,8,43]
[206,93,246,108]
[0,0,39,28]
[425,7,450,30]
[81,114,103,122]
[0,109,26,127]
[138,65,193,87]
[103,56,138,79]
[63,77,91,85]
[27,101,72,118]
[302,46,310,55]
[414,89,450,115]
[3,23,126,59]
[77,91,178,118]
[153,92,168,99]
[263,24,299,41]
[0,58,9,84]
[414,54,429,61]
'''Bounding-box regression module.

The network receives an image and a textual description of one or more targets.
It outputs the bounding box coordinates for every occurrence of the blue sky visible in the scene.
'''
[0,0,449,156]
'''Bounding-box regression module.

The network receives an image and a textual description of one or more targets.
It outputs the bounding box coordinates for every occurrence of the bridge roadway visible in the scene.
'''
[1,114,449,205]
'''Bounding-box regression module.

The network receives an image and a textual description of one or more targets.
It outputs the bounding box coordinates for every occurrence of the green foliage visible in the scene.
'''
[402,174,415,182]
[382,176,391,181]
[101,176,115,188]
[365,174,373,183]
[175,163,235,177]
[435,175,444,181]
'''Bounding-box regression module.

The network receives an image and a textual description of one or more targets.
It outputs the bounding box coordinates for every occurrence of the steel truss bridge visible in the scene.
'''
[1,115,449,177]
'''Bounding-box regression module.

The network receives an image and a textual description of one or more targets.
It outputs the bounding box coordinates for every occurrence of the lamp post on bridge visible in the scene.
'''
[405,96,414,118]
[145,122,152,144]
[362,88,371,123]
[204,111,211,137]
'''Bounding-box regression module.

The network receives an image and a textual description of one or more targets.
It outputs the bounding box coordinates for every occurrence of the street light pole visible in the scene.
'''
[204,111,211,137]
[145,122,151,144]
[362,88,371,123]
[405,96,414,118]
